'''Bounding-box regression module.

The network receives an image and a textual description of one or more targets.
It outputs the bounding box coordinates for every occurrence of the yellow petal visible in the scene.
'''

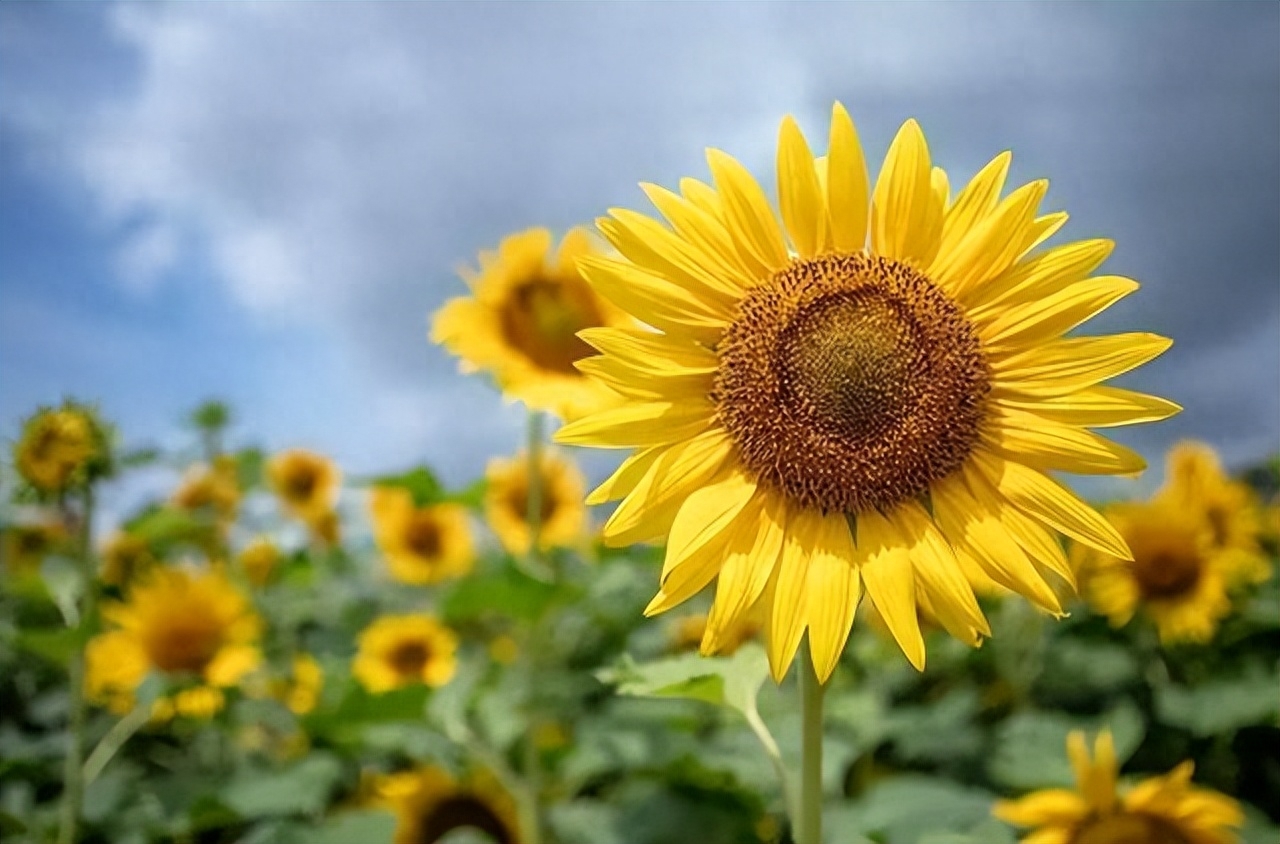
[992,789,1089,828]
[980,275,1139,350]
[604,429,733,545]
[766,507,823,681]
[888,502,990,640]
[985,408,1148,476]
[577,255,728,344]
[703,493,785,654]
[586,447,662,505]
[871,119,941,264]
[826,102,870,252]
[706,148,790,271]
[575,354,714,401]
[995,386,1182,429]
[554,398,714,448]
[639,182,758,286]
[661,469,757,581]
[969,238,1114,317]
[776,116,826,258]
[857,509,926,670]
[805,511,860,683]
[930,179,1048,299]
[992,333,1173,399]
[577,326,718,371]
[939,150,1011,257]
[598,214,741,309]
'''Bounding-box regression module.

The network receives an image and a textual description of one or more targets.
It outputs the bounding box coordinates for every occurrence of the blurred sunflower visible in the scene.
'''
[670,611,760,656]
[280,653,324,715]
[375,766,521,844]
[369,487,473,585]
[1155,441,1271,589]
[267,449,341,521]
[431,227,632,420]
[485,449,587,556]
[557,103,1176,680]
[353,615,458,693]
[995,729,1242,844]
[237,536,281,587]
[172,456,241,523]
[1079,501,1233,644]
[100,531,155,587]
[305,507,342,547]
[1,520,66,577]
[13,404,107,493]
[86,568,262,716]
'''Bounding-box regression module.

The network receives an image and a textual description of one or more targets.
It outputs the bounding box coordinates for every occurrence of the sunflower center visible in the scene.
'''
[404,516,442,558]
[1133,546,1202,599]
[714,252,990,514]
[415,795,515,844]
[388,640,431,677]
[508,481,557,524]
[146,615,224,674]
[1071,811,1192,844]
[284,467,318,502]
[500,278,601,374]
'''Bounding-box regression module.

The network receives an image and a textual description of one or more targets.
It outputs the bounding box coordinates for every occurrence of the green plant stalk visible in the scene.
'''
[798,637,825,844]
[57,486,95,844]
[525,411,546,570]
[744,696,797,828]
[83,704,151,787]
[517,408,547,844]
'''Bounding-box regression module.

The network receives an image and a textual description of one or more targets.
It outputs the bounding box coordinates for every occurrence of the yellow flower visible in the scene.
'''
[305,508,342,547]
[1080,501,1235,644]
[485,449,587,556]
[267,449,341,521]
[14,405,103,493]
[556,104,1177,681]
[237,537,281,587]
[171,456,240,522]
[375,766,522,844]
[369,487,473,585]
[2,520,66,578]
[488,634,520,666]
[670,611,760,656]
[1155,441,1271,589]
[431,227,632,420]
[86,568,262,716]
[353,615,458,693]
[994,729,1242,844]
[281,654,324,715]
[100,531,155,587]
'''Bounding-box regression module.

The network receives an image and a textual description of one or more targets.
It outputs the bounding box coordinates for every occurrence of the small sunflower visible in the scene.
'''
[100,531,155,587]
[353,614,458,693]
[305,508,342,547]
[557,104,1177,680]
[237,536,281,587]
[670,611,760,656]
[2,520,66,578]
[87,568,262,715]
[1155,441,1271,589]
[431,227,632,420]
[995,729,1242,844]
[280,654,324,715]
[375,765,522,844]
[485,449,587,556]
[267,449,341,521]
[171,456,241,523]
[1079,501,1233,644]
[13,404,108,494]
[369,487,474,585]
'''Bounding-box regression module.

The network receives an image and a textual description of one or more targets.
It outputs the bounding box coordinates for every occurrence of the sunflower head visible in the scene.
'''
[171,456,241,522]
[995,729,1243,844]
[2,520,67,578]
[267,449,341,521]
[376,766,522,844]
[13,403,112,495]
[484,449,587,556]
[1081,501,1233,644]
[557,104,1177,682]
[369,487,474,585]
[237,537,282,587]
[431,227,633,420]
[100,531,156,587]
[353,615,458,693]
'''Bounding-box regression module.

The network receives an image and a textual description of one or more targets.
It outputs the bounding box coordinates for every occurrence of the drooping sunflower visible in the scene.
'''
[994,729,1242,844]
[267,449,341,521]
[431,227,633,420]
[353,614,458,693]
[375,766,522,844]
[1078,501,1234,644]
[86,568,262,716]
[1155,441,1271,589]
[557,104,1178,681]
[100,531,155,587]
[237,536,281,587]
[369,487,474,585]
[484,449,587,556]
[13,403,108,494]
[171,456,241,523]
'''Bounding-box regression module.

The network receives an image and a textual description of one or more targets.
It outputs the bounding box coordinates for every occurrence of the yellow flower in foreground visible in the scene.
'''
[353,615,458,693]
[100,531,155,586]
[995,729,1242,844]
[2,520,66,577]
[431,227,632,420]
[557,103,1177,681]
[375,766,522,844]
[172,456,240,522]
[485,449,587,556]
[369,487,473,585]
[14,405,102,493]
[237,537,281,586]
[267,449,341,521]
[1080,502,1233,644]
[87,568,262,716]
[1156,441,1271,589]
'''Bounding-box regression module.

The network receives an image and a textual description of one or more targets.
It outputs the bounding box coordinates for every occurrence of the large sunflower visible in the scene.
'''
[375,766,521,844]
[353,614,458,693]
[557,104,1177,681]
[994,729,1242,844]
[485,449,587,556]
[369,487,475,585]
[431,227,632,420]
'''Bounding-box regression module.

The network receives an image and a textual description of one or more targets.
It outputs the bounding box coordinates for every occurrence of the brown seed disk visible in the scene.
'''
[713,252,990,515]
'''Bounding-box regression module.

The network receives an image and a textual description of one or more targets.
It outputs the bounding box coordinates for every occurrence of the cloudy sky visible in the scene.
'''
[2,2,1277,501]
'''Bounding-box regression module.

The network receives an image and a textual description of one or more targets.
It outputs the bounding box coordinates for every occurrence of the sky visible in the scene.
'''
[2,2,1278,512]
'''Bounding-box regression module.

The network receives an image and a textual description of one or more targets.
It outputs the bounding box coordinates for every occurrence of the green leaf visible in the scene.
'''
[1037,638,1139,698]
[988,700,1144,790]
[40,556,83,627]
[306,810,397,844]
[1156,666,1280,736]
[305,682,429,737]
[15,627,79,666]
[221,753,343,818]
[442,566,565,623]
[548,801,625,844]
[827,775,1001,844]
[600,643,770,717]
[367,466,443,506]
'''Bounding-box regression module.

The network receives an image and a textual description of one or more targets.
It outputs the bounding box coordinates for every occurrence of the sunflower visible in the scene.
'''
[237,536,281,587]
[1,520,66,578]
[267,449,341,521]
[375,766,522,844]
[369,487,474,585]
[557,104,1178,681]
[280,654,324,715]
[353,615,458,693]
[1155,441,1271,589]
[1078,501,1235,644]
[485,449,587,556]
[171,456,241,523]
[995,729,1242,844]
[431,227,633,420]
[13,404,106,493]
[87,568,262,715]
[100,531,155,587]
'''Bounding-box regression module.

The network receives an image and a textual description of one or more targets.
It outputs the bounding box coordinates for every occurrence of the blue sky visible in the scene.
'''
[2,3,1278,514]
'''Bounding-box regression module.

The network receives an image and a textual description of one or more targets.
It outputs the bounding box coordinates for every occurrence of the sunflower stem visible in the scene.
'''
[798,636,825,844]
[83,704,150,787]
[519,410,554,583]
[57,485,95,844]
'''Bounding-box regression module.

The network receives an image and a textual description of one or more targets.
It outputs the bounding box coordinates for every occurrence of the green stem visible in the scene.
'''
[798,637,825,844]
[517,727,543,844]
[744,697,796,828]
[83,705,150,787]
[57,486,95,844]
[519,411,554,583]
